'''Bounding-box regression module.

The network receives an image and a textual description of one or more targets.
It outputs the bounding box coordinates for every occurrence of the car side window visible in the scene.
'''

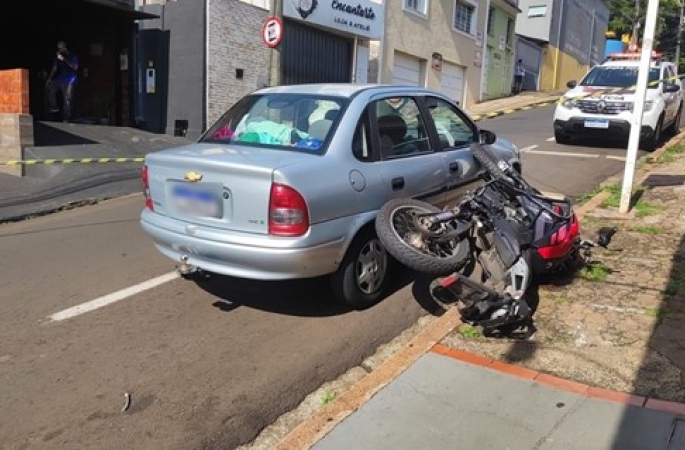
[664,66,676,87]
[352,108,375,162]
[372,97,431,159]
[423,97,478,150]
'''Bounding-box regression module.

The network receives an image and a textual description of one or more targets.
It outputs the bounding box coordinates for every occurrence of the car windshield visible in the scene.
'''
[201,93,348,153]
[579,66,660,89]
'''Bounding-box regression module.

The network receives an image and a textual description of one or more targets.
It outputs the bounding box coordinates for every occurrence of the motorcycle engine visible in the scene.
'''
[477,238,508,293]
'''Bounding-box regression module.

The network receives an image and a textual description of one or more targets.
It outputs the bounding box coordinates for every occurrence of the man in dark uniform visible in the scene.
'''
[45,41,79,122]
[513,59,525,94]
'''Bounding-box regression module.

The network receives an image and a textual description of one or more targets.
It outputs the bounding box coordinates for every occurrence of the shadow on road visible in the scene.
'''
[194,264,416,317]
[33,122,98,146]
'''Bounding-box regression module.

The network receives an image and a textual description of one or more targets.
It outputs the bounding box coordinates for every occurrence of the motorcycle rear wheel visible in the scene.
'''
[375,198,470,276]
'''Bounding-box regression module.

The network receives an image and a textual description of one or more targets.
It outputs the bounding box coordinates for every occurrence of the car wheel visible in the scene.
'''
[331,229,390,310]
[554,131,571,145]
[643,116,663,152]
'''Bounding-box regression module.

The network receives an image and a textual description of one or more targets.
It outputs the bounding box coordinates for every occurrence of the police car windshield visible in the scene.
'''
[579,66,660,89]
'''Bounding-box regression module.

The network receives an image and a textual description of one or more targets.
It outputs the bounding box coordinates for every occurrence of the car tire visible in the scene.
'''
[554,131,571,145]
[665,105,682,137]
[643,116,663,152]
[331,228,390,310]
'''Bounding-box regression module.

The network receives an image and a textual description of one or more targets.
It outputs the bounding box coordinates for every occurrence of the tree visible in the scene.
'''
[608,0,683,69]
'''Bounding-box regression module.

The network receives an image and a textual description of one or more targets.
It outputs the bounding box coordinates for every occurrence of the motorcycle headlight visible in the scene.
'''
[561,98,577,109]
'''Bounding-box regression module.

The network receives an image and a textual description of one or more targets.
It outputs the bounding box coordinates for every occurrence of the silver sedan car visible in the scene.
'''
[140,84,520,309]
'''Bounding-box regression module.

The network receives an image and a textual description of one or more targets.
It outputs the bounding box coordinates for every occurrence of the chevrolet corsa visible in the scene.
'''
[140,84,521,309]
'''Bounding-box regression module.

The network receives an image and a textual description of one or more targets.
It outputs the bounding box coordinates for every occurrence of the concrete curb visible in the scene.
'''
[271,119,685,450]
[469,97,561,122]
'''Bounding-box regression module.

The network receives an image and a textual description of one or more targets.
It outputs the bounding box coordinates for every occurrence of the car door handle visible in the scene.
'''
[449,162,461,173]
[391,177,405,190]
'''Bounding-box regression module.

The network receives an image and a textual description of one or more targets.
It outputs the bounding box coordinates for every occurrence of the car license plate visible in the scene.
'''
[171,184,221,218]
[584,119,609,129]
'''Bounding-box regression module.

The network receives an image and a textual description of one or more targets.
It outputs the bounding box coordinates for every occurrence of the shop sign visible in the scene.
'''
[284,0,384,40]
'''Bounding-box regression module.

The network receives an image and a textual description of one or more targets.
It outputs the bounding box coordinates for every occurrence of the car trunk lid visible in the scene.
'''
[145,143,312,234]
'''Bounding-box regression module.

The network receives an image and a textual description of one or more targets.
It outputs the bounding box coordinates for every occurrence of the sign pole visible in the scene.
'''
[268,0,283,86]
[619,0,660,214]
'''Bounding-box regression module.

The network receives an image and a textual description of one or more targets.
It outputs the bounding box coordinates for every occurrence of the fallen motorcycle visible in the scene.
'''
[375,137,616,333]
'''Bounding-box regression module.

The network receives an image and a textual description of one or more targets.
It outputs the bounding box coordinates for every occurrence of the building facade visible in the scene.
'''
[373,0,491,108]
[1,0,154,126]
[515,0,609,91]
[482,0,520,100]
[138,0,382,138]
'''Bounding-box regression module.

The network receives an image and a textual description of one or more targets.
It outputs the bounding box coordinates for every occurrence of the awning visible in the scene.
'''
[79,0,159,20]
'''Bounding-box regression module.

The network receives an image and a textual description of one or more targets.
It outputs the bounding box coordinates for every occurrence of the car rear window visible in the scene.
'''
[201,94,349,153]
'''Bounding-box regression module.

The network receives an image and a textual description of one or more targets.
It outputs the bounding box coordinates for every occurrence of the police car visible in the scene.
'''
[553,52,683,150]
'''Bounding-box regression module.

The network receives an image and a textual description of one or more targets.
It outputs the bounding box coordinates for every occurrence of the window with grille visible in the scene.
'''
[506,18,515,44]
[405,0,428,15]
[487,7,495,36]
[453,1,475,34]
[527,5,547,17]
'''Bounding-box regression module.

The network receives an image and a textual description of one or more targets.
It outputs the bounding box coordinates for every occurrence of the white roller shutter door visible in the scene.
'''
[440,62,465,106]
[392,52,421,86]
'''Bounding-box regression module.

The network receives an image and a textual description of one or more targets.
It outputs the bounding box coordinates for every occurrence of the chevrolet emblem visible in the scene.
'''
[184,171,203,182]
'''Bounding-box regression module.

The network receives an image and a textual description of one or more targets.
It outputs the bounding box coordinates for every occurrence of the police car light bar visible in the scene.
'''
[608,51,663,60]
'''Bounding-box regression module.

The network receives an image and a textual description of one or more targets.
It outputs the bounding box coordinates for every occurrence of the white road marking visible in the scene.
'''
[526,149,601,158]
[48,271,180,322]
[606,155,626,161]
[519,144,539,152]
[546,137,556,142]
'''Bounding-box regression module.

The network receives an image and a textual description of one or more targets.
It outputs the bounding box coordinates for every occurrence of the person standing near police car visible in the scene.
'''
[513,59,525,94]
[45,41,79,122]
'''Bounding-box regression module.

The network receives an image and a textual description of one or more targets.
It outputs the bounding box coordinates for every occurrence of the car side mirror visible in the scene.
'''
[479,129,497,145]
[566,80,577,89]
[664,83,681,93]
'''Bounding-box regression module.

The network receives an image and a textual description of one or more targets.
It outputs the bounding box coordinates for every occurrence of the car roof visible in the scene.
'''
[253,83,442,98]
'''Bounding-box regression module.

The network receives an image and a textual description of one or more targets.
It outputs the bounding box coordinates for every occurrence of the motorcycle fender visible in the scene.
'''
[493,217,520,268]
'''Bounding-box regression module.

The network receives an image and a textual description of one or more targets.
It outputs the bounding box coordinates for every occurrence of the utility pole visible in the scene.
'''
[268,0,283,86]
[620,0,660,214]
[635,0,640,31]
[676,0,684,72]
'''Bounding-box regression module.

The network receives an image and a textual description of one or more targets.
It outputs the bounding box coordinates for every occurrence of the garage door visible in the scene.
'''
[440,62,465,106]
[392,52,421,86]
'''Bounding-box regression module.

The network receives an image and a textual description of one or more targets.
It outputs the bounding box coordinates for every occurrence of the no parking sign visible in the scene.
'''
[262,16,284,48]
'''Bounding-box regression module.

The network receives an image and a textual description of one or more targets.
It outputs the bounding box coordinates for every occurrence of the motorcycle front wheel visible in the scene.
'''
[375,198,470,276]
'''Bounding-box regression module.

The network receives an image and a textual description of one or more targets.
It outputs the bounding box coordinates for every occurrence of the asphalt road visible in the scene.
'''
[0,105,665,449]
[484,104,651,199]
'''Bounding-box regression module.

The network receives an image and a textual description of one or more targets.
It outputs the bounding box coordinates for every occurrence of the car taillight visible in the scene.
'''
[142,165,153,211]
[269,183,309,237]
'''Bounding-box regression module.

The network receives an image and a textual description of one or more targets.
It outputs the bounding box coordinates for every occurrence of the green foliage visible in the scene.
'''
[459,324,482,339]
[579,262,611,281]
[627,225,662,234]
[608,0,683,68]
[320,390,336,406]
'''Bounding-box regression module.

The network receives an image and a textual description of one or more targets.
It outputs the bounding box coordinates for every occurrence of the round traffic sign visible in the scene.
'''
[262,16,284,48]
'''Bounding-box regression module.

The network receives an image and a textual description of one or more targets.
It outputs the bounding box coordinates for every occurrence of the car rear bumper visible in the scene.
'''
[554,118,655,139]
[140,211,345,280]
